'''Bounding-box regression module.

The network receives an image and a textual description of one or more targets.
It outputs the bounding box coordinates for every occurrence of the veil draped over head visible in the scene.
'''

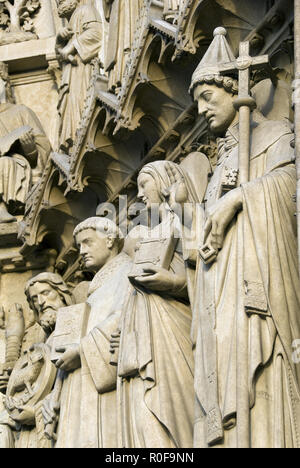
[138,160,201,205]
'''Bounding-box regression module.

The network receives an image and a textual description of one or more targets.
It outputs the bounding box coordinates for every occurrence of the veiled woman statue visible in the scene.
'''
[117,160,195,448]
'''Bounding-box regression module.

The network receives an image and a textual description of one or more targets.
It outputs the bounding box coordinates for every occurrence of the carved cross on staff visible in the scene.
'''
[219,40,270,184]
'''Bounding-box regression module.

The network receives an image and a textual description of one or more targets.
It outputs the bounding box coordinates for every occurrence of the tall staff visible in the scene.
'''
[200,31,269,264]
[219,40,269,184]
[294,0,300,276]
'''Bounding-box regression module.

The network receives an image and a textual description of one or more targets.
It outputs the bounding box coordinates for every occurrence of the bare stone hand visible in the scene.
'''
[11,404,35,425]
[203,187,243,252]
[56,27,73,43]
[42,392,60,426]
[163,162,189,212]
[55,344,81,372]
[19,129,37,158]
[133,266,186,292]
[59,43,77,65]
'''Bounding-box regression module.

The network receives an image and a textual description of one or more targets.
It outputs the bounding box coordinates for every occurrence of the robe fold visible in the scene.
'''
[118,223,195,449]
[104,0,144,92]
[56,252,132,448]
[57,4,102,152]
[0,103,51,207]
[193,113,300,448]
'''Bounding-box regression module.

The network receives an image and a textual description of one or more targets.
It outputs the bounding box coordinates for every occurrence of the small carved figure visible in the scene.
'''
[9,347,43,398]
[56,0,102,154]
[103,0,144,93]
[0,62,51,223]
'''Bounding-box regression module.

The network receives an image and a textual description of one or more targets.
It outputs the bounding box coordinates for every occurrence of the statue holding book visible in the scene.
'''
[116,160,196,448]
[0,62,51,224]
[0,273,74,449]
[50,217,132,448]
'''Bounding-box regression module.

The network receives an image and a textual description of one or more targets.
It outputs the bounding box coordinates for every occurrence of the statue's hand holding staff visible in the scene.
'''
[202,187,243,256]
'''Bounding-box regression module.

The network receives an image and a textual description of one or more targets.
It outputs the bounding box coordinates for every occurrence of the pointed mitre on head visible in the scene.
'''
[189,27,236,94]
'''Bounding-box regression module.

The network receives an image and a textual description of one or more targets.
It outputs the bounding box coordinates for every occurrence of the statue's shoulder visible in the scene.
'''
[13,103,35,117]
[75,4,101,20]
[88,252,132,296]
[251,114,293,158]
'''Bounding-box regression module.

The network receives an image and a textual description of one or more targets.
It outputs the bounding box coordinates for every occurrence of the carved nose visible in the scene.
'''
[198,103,207,116]
[37,295,45,309]
[80,245,87,255]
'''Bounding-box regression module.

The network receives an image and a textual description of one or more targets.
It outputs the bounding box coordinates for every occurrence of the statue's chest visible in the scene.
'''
[204,146,239,211]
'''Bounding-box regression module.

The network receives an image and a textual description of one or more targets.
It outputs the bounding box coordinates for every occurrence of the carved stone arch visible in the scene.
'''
[68,103,116,193]
[25,169,69,249]
[116,32,170,132]
[175,0,273,58]
[116,29,194,135]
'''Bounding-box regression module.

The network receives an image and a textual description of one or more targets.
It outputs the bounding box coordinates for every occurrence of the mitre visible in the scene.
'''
[189,27,236,94]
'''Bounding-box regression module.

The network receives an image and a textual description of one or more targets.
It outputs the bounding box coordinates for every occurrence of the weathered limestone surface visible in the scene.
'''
[0,0,298,449]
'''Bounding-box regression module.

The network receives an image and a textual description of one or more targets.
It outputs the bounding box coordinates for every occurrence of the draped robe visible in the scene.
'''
[118,217,195,448]
[0,103,51,209]
[192,114,300,448]
[57,4,102,153]
[104,0,144,92]
[56,252,132,448]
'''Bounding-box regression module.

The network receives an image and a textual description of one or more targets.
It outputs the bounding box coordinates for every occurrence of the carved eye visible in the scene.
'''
[203,93,212,102]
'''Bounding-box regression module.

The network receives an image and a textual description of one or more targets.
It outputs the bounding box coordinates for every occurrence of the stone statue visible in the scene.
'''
[0,273,74,448]
[0,62,52,224]
[51,217,132,448]
[179,27,300,448]
[116,160,195,448]
[103,0,144,93]
[56,0,102,154]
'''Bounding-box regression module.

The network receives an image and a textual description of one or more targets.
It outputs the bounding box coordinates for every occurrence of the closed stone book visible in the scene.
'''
[51,303,90,363]
[128,233,178,279]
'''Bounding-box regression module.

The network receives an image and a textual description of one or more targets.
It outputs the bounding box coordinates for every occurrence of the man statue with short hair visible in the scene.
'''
[53,217,132,448]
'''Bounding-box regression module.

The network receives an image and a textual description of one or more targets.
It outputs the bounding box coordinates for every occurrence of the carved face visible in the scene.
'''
[75,228,114,272]
[57,0,78,18]
[194,83,238,136]
[137,172,162,210]
[28,282,66,333]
